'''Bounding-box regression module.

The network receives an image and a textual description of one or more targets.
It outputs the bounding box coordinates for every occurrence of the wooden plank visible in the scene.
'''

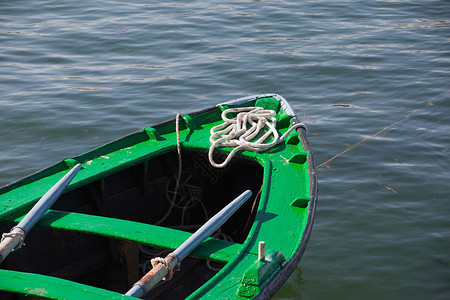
[0,269,132,299]
[12,210,242,263]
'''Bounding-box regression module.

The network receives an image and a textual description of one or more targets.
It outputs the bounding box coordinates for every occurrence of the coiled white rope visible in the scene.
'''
[209,106,305,168]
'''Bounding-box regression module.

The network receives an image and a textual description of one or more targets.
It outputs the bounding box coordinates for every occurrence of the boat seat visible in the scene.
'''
[0,268,132,299]
[11,210,242,263]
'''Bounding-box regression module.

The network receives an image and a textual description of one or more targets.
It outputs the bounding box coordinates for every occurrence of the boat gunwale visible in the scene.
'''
[252,126,318,299]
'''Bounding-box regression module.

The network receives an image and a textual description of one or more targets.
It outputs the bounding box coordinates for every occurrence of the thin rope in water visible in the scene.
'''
[317,99,438,169]
[209,107,305,168]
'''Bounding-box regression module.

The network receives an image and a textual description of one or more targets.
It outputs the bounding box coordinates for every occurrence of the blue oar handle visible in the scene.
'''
[126,189,252,298]
[0,163,81,263]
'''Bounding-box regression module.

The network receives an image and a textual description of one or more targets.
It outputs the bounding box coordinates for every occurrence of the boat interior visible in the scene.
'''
[0,150,264,299]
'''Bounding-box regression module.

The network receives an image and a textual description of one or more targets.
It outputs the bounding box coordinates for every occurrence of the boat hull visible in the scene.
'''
[0,94,317,299]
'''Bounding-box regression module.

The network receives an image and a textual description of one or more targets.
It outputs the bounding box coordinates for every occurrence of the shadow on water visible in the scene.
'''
[273,266,306,300]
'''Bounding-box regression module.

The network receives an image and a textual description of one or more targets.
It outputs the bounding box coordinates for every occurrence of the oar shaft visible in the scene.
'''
[0,227,25,264]
[125,254,179,298]
[174,190,252,261]
[0,163,81,263]
[18,163,82,233]
[125,190,252,298]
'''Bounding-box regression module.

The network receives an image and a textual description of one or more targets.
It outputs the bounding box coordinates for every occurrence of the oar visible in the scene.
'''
[125,189,252,298]
[0,163,82,263]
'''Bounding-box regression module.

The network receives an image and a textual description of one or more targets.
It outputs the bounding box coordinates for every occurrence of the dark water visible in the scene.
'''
[1,1,449,299]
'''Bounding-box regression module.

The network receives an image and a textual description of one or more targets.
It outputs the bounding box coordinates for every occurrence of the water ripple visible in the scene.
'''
[1,1,449,299]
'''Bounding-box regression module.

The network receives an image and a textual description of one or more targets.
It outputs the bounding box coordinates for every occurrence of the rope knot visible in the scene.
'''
[151,257,174,280]
[209,106,306,168]
[1,227,25,251]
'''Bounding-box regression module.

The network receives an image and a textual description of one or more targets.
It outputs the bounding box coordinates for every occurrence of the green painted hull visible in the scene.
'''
[0,94,317,299]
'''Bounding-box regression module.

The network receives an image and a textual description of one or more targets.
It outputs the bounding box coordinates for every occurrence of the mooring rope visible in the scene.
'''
[317,98,438,169]
[154,113,182,226]
[209,107,305,168]
[146,114,183,280]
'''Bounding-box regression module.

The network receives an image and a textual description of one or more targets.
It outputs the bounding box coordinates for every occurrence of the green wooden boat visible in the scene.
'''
[0,94,317,299]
